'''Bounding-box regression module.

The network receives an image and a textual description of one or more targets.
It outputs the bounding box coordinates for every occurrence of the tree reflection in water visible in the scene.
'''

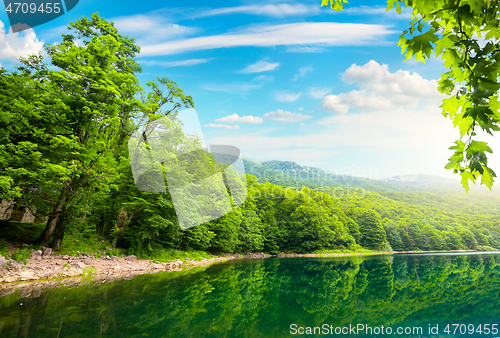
[1,254,500,337]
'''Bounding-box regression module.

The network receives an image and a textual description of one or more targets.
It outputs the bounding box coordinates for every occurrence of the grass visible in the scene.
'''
[58,233,124,257]
[313,245,382,255]
[10,248,31,264]
[135,248,214,263]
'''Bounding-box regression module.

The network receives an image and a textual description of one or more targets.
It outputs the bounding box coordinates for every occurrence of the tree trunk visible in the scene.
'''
[36,186,68,247]
[51,216,65,251]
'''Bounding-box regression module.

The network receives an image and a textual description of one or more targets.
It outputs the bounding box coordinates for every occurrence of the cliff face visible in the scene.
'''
[0,199,46,224]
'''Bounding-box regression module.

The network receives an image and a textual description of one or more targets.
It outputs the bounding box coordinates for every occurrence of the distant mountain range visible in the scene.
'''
[242,158,496,194]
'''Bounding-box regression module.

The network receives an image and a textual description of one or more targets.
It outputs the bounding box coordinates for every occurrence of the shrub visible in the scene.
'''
[10,248,31,264]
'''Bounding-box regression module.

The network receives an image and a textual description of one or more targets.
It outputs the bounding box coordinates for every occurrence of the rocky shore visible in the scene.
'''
[0,250,275,295]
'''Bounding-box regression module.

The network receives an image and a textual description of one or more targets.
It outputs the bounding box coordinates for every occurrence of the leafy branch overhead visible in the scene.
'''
[322,0,500,192]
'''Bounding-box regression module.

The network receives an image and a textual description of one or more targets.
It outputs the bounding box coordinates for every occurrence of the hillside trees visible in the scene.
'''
[0,13,195,249]
[322,0,500,192]
[354,208,388,250]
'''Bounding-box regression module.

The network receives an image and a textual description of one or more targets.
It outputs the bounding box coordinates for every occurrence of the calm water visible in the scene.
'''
[1,253,500,337]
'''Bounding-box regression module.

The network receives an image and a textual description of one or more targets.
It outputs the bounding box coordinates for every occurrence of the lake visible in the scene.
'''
[1,253,500,337]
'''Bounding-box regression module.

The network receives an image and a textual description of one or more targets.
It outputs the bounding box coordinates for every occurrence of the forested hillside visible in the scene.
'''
[1,14,500,261]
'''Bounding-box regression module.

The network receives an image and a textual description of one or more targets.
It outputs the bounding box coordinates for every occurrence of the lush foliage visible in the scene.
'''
[2,12,499,257]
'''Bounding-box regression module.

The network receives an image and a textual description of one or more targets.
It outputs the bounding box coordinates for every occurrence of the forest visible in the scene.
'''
[1,13,500,262]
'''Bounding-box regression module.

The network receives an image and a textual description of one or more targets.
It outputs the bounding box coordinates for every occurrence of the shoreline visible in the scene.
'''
[0,249,488,296]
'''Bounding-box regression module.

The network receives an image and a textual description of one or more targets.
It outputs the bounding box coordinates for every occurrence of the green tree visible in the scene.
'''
[1,14,193,249]
[356,208,387,250]
[322,0,500,192]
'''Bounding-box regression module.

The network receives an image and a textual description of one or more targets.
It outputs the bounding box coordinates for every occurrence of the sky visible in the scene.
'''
[1,0,500,183]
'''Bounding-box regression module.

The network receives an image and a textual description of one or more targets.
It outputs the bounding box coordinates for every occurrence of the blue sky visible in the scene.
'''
[2,0,499,181]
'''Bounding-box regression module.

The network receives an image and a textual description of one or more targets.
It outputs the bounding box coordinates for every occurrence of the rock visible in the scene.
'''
[19,288,33,298]
[83,258,92,265]
[32,288,42,298]
[19,271,35,281]
[62,255,70,260]
[124,255,137,261]
[42,248,52,258]
[111,256,119,261]
[0,255,7,269]
[73,262,86,269]
[8,262,23,271]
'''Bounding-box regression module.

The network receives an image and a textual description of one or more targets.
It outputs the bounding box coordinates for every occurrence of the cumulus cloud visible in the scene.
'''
[0,21,44,64]
[263,109,312,122]
[140,22,393,56]
[240,60,279,73]
[319,60,444,114]
[215,113,263,124]
[203,123,240,129]
[275,91,302,102]
[293,65,313,81]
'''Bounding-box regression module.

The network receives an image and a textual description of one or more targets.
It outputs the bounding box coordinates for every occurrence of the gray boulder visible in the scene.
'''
[124,255,137,261]
[8,261,23,271]
[42,248,52,258]
[0,255,7,269]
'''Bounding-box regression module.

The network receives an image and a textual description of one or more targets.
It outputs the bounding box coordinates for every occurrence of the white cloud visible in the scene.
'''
[275,91,302,102]
[112,14,197,44]
[287,46,323,53]
[344,6,413,19]
[199,4,320,17]
[310,87,332,99]
[319,60,443,114]
[0,21,44,64]
[201,82,263,94]
[343,59,388,85]
[141,58,210,67]
[215,113,263,124]
[263,109,312,122]
[201,74,273,94]
[241,60,280,73]
[206,62,463,178]
[204,123,240,129]
[140,22,393,56]
[298,107,304,111]
[253,75,274,82]
[293,65,313,81]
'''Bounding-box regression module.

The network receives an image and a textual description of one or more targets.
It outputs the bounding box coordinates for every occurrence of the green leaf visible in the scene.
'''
[480,165,495,190]
[460,171,476,193]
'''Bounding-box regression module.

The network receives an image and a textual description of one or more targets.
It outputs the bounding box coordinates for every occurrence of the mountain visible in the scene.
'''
[242,159,498,194]
[242,159,421,192]
[384,173,496,193]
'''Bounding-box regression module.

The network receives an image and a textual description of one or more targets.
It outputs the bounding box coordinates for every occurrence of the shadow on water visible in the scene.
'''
[1,253,500,337]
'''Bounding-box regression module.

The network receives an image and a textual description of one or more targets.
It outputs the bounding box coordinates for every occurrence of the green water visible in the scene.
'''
[1,253,500,338]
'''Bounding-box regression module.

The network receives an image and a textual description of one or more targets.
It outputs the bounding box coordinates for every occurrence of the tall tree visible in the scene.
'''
[4,13,145,249]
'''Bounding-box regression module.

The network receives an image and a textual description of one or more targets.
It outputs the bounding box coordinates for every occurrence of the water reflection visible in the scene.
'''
[1,254,500,337]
